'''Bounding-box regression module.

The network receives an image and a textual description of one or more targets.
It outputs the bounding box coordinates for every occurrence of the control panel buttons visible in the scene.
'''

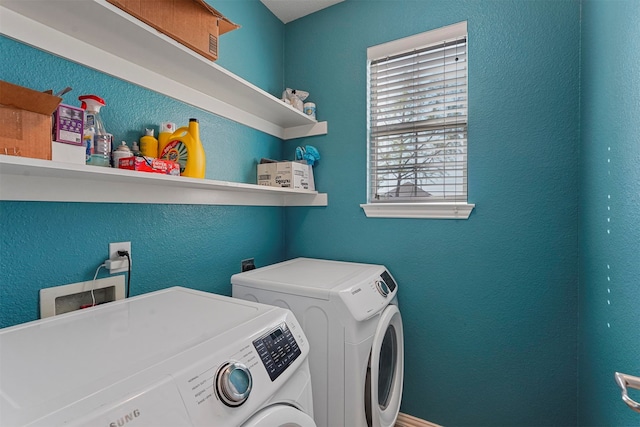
[215,362,252,407]
[253,323,301,382]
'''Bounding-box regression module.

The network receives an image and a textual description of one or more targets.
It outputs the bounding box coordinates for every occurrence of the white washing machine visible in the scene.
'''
[0,287,316,427]
[231,258,404,427]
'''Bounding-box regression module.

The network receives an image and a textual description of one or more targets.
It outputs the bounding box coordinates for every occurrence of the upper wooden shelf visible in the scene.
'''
[0,155,327,206]
[0,0,327,140]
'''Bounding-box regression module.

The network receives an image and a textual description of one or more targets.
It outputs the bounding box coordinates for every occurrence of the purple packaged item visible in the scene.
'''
[53,104,84,145]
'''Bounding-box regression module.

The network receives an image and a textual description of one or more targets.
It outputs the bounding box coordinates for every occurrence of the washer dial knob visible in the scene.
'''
[375,279,390,298]
[216,362,252,407]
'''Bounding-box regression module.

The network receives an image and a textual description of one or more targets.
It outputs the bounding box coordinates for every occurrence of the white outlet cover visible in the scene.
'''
[109,241,131,274]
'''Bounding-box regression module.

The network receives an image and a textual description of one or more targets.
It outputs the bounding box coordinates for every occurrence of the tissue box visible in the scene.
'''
[257,161,315,190]
[119,156,181,175]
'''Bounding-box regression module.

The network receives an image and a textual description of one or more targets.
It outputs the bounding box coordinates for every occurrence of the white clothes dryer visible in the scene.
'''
[232,258,404,427]
[0,287,315,427]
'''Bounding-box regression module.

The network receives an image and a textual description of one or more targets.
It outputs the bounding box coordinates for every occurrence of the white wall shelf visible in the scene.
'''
[0,156,327,206]
[0,0,328,140]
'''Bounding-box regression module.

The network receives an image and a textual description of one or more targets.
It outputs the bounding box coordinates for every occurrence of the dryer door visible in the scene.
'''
[241,404,317,427]
[366,304,404,427]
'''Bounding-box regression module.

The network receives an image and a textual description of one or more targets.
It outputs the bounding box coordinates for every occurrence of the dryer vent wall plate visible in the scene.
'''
[39,276,126,318]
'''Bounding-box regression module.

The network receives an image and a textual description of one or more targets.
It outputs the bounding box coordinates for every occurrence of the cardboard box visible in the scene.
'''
[53,104,84,146]
[106,0,239,61]
[119,156,181,175]
[0,80,61,160]
[257,161,315,191]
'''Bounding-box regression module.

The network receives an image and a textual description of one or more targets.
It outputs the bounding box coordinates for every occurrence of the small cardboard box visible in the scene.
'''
[257,161,315,191]
[53,104,84,146]
[0,80,61,160]
[119,156,181,175]
[106,0,239,61]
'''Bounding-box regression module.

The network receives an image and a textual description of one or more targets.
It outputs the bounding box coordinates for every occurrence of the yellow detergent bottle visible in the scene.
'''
[139,128,158,158]
[159,118,206,178]
[157,122,175,155]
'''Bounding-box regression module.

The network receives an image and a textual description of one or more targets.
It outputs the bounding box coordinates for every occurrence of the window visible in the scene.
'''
[361,21,474,219]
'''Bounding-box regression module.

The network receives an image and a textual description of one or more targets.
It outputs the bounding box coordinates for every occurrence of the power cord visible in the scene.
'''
[117,250,132,298]
[88,251,131,310]
[104,250,132,298]
[91,263,106,307]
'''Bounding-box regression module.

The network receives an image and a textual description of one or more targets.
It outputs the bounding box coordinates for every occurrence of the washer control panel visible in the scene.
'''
[253,323,301,381]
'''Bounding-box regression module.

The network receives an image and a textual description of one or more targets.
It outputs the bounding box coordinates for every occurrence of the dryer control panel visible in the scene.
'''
[253,323,301,381]
[338,268,399,321]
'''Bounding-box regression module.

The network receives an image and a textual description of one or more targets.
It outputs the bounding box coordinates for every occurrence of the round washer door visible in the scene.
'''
[241,404,317,427]
[368,304,404,427]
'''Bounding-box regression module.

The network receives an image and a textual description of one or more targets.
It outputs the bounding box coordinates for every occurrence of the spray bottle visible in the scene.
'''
[79,94,110,167]
[160,118,206,178]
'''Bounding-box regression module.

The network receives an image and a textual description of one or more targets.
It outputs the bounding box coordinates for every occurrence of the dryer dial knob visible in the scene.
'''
[375,280,390,298]
[216,362,252,407]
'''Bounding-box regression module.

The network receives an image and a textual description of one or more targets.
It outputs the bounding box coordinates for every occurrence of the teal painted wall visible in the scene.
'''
[3,0,636,425]
[578,0,640,425]
[283,1,581,425]
[0,1,287,328]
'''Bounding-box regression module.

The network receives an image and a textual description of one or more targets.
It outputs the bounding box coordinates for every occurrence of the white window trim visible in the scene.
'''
[360,202,475,219]
[362,21,474,220]
[367,21,467,60]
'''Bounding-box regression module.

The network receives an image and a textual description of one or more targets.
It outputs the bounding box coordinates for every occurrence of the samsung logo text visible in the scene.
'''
[109,409,140,427]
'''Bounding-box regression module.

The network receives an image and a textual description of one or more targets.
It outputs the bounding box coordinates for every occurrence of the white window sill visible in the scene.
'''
[360,202,475,219]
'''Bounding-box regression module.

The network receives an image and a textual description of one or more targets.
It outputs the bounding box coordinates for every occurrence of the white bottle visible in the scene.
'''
[112,141,133,168]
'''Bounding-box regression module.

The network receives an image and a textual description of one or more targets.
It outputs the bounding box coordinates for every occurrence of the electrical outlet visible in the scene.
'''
[241,258,255,272]
[109,241,131,274]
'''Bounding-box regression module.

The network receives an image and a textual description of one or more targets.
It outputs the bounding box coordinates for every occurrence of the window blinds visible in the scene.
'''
[368,32,468,203]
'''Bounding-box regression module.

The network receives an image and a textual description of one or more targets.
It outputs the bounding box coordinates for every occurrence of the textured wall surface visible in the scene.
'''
[579,0,640,425]
[283,1,581,425]
[0,1,287,328]
[4,0,635,425]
